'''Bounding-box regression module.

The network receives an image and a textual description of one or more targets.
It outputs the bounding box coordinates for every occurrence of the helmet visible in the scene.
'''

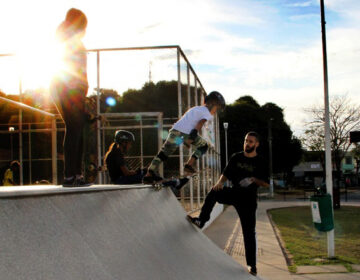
[115,130,135,144]
[204,91,225,110]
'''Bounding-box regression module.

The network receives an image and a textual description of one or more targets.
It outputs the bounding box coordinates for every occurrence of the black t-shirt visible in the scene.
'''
[223,152,268,194]
[105,147,126,182]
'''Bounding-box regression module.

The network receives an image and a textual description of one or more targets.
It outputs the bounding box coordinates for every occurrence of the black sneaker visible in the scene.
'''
[62,176,75,187]
[248,266,257,276]
[143,170,163,184]
[187,215,204,229]
[184,164,196,175]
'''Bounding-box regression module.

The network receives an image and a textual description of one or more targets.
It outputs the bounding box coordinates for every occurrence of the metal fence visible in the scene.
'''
[0,45,221,212]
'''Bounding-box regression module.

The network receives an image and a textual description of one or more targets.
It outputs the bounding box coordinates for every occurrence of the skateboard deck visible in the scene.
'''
[152,174,198,191]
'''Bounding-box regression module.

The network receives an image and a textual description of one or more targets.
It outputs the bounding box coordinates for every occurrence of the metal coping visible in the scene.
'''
[0,96,56,117]
[0,184,153,198]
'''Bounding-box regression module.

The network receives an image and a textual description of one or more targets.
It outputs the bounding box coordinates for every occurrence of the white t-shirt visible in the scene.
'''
[172,106,213,134]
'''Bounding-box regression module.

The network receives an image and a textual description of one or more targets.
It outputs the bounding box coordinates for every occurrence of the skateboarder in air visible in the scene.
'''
[143,91,225,183]
[104,130,146,184]
[188,132,269,276]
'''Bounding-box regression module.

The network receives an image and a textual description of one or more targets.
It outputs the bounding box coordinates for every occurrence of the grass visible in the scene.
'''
[268,206,360,271]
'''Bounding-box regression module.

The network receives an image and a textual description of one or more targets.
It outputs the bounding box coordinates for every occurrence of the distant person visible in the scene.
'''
[188,132,269,276]
[51,8,88,187]
[104,130,146,184]
[2,161,20,186]
[143,91,225,183]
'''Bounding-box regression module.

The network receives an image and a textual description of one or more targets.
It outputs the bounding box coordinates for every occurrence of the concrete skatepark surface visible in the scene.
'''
[0,185,258,280]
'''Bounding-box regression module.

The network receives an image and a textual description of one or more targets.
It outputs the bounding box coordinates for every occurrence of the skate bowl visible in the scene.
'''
[0,185,258,280]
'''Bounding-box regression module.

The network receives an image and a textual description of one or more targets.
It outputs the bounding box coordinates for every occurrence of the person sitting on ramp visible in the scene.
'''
[143,91,225,183]
[104,130,145,184]
[2,160,20,186]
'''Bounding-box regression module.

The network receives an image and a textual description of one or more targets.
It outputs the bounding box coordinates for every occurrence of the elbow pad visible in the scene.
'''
[189,129,198,141]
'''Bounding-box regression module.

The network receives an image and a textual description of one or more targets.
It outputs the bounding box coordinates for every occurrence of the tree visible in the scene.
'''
[352,144,360,184]
[220,96,303,181]
[303,95,360,184]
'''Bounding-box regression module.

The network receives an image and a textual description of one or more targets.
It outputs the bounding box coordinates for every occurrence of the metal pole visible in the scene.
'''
[157,113,164,178]
[223,122,229,187]
[19,78,23,185]
[28,123,32,184]
[51,117,58,184]
[216,115,221,179]
[195,79,201,207]
[10,128,14,160]
[320,0,335,258]
[187,63,194,210]
[177,48,184,202]
[96,51,103,184]
[223,123,229,164]
[200,91,206,199]
[140,116,144,170]
[268,118,274,197]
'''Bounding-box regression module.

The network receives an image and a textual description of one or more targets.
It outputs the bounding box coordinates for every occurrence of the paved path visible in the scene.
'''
[204,200,360,280]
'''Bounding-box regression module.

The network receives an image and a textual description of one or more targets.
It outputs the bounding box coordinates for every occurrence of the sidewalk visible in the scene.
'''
[204,200,360,280]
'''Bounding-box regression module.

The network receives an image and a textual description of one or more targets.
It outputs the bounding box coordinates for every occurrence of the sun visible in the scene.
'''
[16,37,64,93]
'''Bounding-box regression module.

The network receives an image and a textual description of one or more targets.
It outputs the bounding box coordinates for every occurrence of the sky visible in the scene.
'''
[0,0,360,136]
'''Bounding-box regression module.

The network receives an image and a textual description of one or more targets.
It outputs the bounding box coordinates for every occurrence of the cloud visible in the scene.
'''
[289,13,319,21]
[1,0,360,138]
[286,1,314,8]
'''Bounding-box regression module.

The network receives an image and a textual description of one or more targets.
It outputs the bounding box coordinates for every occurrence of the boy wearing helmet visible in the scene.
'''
[143,91,225,183]
[104,130,145,184]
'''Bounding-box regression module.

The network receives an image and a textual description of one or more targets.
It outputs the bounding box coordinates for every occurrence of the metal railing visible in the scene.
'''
[0,45,221,212]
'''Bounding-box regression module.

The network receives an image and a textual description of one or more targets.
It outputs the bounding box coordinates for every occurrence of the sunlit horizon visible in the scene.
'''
[1,0,360,136]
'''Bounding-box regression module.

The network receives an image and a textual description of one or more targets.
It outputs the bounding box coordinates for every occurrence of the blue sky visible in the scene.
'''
[0,0,359,135]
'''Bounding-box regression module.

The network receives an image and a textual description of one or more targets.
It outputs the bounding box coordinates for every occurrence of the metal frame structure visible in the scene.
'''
[0,45,221,212]
[0,96,58,185]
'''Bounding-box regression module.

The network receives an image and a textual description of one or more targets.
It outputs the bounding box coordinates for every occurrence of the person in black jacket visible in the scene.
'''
[188,131,269,276]
[104,130,145,184]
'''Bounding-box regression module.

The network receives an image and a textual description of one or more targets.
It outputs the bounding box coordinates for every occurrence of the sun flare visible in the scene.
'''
[16,38,64,93]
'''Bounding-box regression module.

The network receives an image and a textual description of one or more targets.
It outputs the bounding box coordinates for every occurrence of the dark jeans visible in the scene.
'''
[52,86,86,178]
[199,187,257,267]
[114,169,146,185]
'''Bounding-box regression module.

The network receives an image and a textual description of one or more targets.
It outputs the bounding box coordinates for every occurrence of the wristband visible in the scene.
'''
[189,129,198,140]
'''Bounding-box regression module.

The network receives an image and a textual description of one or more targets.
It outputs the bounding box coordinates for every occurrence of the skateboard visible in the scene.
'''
[152,174,198,191]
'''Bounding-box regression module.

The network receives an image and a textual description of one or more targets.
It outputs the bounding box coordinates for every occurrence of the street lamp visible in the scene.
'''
[268,119,274,197]
[223,122,229,187]
[9,127,14,160]
[223,122,229,165]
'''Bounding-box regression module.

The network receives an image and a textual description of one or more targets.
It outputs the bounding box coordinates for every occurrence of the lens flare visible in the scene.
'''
[106,97,116,106]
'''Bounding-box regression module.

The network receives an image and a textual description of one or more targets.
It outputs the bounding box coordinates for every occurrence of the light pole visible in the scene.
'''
[223,122,229,187]
[268,118,274,197]
[9,127,14,160]
[320,0,335,258]
[223,122,229,164]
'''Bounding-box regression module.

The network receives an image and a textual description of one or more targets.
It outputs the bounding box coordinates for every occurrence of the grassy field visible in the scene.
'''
[268,206,360,272]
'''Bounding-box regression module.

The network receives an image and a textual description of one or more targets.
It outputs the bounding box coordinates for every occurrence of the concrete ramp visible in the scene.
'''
[0,185,257,280]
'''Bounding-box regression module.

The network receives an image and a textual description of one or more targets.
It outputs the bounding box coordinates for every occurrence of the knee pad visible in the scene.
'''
[198,143,208,155]
[157,151,168,161]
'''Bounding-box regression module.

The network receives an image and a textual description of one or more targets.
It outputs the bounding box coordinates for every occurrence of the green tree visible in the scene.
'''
[220,96,302,181]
